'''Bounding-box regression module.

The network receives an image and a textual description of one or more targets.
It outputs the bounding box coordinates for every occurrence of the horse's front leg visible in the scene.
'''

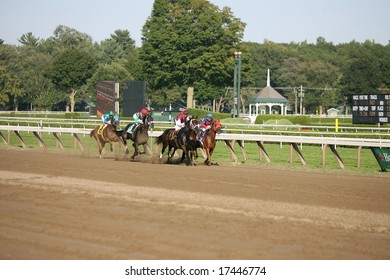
[167,147,176,163]
[190,149,196,166]
[143,143,152,156]
[122,137,129,154]
[96,137,105,158]
[204,148,211,166]
[131,142,139,160]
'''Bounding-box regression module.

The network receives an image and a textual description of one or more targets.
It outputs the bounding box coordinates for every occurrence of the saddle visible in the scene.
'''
[127,124,139,135]
[97,124,106,136]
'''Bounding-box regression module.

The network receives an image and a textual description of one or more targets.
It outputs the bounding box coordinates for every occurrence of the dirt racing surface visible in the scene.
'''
[0,147,390,260]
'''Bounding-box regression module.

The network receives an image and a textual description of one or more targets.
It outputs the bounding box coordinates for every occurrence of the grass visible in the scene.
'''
[0,130,387,176]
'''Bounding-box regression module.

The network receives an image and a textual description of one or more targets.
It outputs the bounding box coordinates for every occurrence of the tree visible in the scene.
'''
[40,25,95,56]
[0,45,26,110]
[45,49,97,112]
[18,32,41,47]
[95,30,139,77]
[341,53,382,95]
[139,0,245,108]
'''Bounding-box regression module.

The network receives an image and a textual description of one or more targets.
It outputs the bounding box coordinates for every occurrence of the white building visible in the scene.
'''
[248,69,289,116]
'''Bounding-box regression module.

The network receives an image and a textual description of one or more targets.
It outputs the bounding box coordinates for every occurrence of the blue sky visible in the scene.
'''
[0,0,389,46]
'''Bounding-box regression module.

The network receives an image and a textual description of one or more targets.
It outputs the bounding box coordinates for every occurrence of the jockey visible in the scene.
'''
[198,113,214,142]
[98,110,116,134]
[173,109,188,138]
[101,110,115,125]
[128,107,148,135]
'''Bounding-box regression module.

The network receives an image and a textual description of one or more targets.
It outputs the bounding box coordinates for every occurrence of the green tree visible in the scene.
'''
[18,32,41,47]
[139,0,245,108]
[40,25,94,55]
[45,49,97,112]
[341,53,381,95]
[95,29,139,77]
[0,45,26,110]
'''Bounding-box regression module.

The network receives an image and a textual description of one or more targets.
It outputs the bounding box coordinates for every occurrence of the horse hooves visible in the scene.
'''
[139,151,146,154]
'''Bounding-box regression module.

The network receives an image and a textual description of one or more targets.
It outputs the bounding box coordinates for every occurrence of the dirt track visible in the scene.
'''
[0,148,390,259]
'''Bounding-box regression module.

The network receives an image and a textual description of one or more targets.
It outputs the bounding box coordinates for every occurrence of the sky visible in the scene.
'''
[0,0,389,47]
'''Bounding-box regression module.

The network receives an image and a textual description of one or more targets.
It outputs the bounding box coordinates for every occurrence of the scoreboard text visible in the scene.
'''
[352,94,390,124]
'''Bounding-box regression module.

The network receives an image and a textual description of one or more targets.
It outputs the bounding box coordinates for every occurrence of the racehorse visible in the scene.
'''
[199,120,222,166]
[155,122,192,166]
[90,120,128,158]
[182,117,199,165]
[118,114,154,160]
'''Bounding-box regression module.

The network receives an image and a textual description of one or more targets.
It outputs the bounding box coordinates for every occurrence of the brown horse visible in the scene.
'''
[90,124,128,158]
[199,120,222,166]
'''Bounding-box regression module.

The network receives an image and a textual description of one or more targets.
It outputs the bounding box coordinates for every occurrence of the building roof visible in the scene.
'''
[249,86,288,103]
[249,69,288,104]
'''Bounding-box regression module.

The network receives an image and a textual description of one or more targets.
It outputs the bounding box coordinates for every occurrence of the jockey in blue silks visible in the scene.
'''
[101,110,115,125]
[197,113,214,142]
[98,110,118,134]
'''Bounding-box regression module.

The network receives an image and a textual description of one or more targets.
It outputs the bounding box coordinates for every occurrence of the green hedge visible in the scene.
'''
[310,117,352,125]
[255,114,311,125]
[187,108,231,120]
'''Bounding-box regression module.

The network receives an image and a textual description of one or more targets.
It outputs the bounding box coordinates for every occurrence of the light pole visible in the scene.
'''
[233,51,242,118]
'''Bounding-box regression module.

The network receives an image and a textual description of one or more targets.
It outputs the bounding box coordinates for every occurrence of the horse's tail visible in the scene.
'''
[155,133,164,145]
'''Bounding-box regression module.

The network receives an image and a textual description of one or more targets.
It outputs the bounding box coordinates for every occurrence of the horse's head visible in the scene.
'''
[186,116,199,132]
[112,115,120,129]
[213,120,222,134]
[144,114,154,129]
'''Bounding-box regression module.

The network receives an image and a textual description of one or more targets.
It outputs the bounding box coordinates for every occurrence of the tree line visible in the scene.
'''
[1,0,389,115]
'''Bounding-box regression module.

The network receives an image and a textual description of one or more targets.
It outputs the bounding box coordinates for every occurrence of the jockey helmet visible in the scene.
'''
[141,108,148,115]
[109,110,114,116]
[207,113,213,118]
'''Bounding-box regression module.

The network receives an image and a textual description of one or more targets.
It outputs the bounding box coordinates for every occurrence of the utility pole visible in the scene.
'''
[233,51,242,118]
[299,85,304,115]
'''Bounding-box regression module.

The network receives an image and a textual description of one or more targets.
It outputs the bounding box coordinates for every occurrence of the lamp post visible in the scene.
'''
[233,51,242,118]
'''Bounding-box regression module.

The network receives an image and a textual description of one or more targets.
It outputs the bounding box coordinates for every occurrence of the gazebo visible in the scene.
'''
[248,69,288,116]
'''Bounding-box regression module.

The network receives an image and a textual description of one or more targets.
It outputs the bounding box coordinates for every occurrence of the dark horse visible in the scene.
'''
[183,117,200,165]
[118,114,154,160]
[199,120,222,166]
[90,121,128,158]
[155,118,196,166]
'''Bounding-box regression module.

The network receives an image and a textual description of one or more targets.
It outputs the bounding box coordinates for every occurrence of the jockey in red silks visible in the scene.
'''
[128,107,148,135]
[197,113,214,142]
[171,110,188,139]
[173,109,188,136]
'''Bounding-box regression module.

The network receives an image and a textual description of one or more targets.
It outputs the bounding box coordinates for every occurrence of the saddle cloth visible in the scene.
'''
[168,130,175,141]
[97,124,106,136]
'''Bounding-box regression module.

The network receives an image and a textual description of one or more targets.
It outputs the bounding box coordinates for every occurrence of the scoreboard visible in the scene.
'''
[352,94,390,124]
